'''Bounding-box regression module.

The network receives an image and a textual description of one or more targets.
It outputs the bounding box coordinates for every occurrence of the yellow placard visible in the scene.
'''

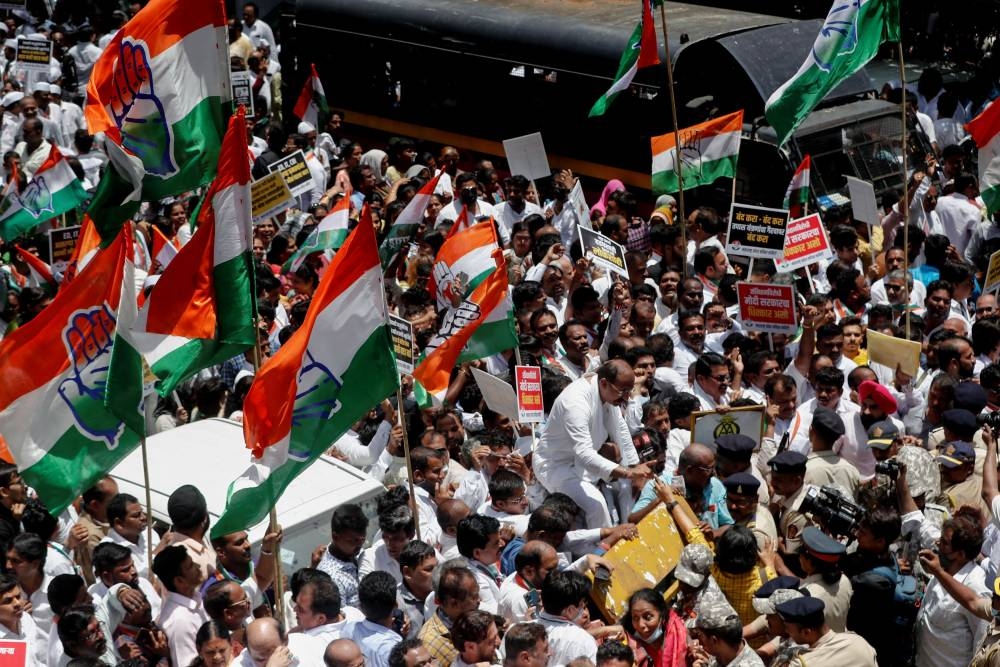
[985,249,1000,293]
[867,329,922,377]
[251,171,294,222]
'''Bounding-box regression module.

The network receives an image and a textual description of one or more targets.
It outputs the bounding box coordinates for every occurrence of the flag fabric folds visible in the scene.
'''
[150,225,180,271]
[651,110,743,195]
[84,0,230,202]
[211,218,397,537]
[293,63,328,128]
[64,215,102,283]
[110,108,257,407]
[967,100,1000,215]
[14,247,56,294]
[764,0,900,146]
[283,192,350,273]
[783,154,812,219]
[0,145,88,241]
[589,0,660,117]
[0,226,143,514]
[428,223,502,311]
[379,173,442,266]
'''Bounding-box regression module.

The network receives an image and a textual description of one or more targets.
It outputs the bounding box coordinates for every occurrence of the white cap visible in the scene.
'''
[296,121,315,134]
[32,81,49,94]
[234,369,255,386]
[49,84,60,96]
[0,91,24,108]
[3,39,16,50]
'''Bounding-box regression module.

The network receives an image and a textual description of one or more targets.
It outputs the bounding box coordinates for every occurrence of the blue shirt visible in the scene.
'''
[632,475,734,529]
[345,619,401,667]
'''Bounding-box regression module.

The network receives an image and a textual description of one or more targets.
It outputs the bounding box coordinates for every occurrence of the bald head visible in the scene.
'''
[680,443,714,468]
[941,318,968,337]
[325,639,364,667]
[521,539,557,563]
[436,499,471,534]
[246,618,284,663]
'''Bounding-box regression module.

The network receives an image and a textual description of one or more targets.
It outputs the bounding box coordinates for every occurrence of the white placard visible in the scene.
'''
[503,132,551,181]
[845,176,880,225]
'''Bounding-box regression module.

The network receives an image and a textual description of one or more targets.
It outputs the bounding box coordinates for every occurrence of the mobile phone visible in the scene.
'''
[524,588,540,609]
[594,565,611,583]
[392,608,404,633]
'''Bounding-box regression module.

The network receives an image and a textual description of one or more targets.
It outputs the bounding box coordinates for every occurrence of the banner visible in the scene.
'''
[692,405,765,447]
[515,365,544,423]
[579,226,628,279]
[388,314,415,375]
[48,225,80,273]
[725,203,789,260]
[774,213,834,272]
[0,640,27,667]
[250,171,294,222]
[736,283,797,334]
[266,150,314,198]
[230,71,255,116]
[15,39,51,72]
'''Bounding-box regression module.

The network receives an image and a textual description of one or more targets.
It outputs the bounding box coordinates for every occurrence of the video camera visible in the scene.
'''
[800,485,865,538]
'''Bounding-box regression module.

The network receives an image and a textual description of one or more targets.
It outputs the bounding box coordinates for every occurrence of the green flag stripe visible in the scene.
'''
[0,181,88,240]
[652,155,737,195]
[458,312,518,363]
[589,21,643,118]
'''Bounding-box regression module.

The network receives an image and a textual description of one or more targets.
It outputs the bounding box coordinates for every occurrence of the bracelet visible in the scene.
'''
[261,549,274,556]
[665,501,679,512]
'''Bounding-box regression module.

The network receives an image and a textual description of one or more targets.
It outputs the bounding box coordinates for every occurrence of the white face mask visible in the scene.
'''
[644,625,664,644]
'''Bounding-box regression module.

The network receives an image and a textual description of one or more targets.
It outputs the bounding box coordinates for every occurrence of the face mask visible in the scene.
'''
[460,188,478,206]
[645,625,664,644]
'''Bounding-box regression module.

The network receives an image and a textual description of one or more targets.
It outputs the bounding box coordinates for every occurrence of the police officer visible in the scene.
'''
[690,598,765,667]
[715,434,769,504]
[722,473,777,549]
[798,527,852,632]
[769,451,815,573]
[776,596,878,667]
[748,579,806,667]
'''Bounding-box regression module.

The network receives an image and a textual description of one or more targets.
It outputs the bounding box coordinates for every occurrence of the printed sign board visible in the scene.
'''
[48,225,80,273]
[250,171,294,222]
[515,365,544,423]
[267,149,314,198]
[774,213,835,272]
[388,315,415,375]
[736,282,798,335]
[725,203,789,260]
[579,226,628,279]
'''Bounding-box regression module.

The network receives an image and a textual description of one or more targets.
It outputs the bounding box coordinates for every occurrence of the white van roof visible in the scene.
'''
[109,418,385,568]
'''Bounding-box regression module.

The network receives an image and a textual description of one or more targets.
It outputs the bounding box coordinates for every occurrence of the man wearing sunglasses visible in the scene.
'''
[533,360,655,529]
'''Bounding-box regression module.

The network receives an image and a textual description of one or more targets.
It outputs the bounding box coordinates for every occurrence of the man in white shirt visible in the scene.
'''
[98,493,160,579]
[360,505,415,585]
[450,609,501,667]
[533,360,654,529]
[691,352,733,411]
[67,29,103,90]
[234,617,327,667]
[242,2,277,54]
[935,173,982,257]
[292,572,364,645]
[536,570,598,665]
[457,515,505,614]
[0,573,40,666]
[14,117,50,180]
[152,544,208,667]
[5,534,53,662]
[498,540,558,623]
[437,173,496,229]
[494,175,542,246]
[89,542,162,620]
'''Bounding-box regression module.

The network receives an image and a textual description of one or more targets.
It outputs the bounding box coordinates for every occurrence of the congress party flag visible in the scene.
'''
[283,191,351,273]
[428,222,502,311]
[212,218,397,537]
[84,0,230,202]
[967,99,1000,215]
[150,225,180,271]
[589,0,660,117]
[783,154,811,220]
[379,173,442,267]
[651,110,743,195]
[63,215,102,283]
[109,109,257,406]
[293,63,328,128]
[765,0,899,146]
[0,226,143,514]
[13,246,56,295]
[0,145,88,241]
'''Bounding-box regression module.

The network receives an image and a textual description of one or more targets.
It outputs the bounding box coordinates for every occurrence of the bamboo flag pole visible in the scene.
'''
[657,2,687,277]
[397,384,421,542]
[897,42,911,340]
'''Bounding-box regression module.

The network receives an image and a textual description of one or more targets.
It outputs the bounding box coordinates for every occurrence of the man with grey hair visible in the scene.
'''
[534,359,654,529]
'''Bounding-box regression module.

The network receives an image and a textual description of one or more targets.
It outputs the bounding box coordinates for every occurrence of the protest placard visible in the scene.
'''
[985,249,1000,293]
[515,365,544,423]
[569,181,593,231]
[267,150,314,197]
[774,213,834,272]
[48,225,80,273]
[15,39,51,72]
[692,405,765,447]
[0,639,27,667]
[470,367,519,422]
[579,226,628,279]
[868,329,922,377]
[251,171,294,222]
[503,132,551,181]
[736,282,797,334]
[846,176,880,225]
[388,315,416,375]
[725,203,789,259]
[230,71,255,116]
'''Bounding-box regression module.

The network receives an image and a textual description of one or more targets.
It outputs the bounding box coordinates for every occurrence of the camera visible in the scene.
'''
[875,459,900,479]
[978,410,1000,431]
[799,485,865,537]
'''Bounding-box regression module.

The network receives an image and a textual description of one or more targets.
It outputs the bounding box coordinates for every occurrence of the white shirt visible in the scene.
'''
[0,612,39,667]
[412,485,443,547]
[68,42,103,87]
[916,560,990,667]
[89,575,162,620]
[243,18,276,49]
[470,561,502,614]
[27,573,53,657]
[537,611,597,667]
[455,469,490,519]
[497,572,535,623]
[299,607,364,645]
[231,632,328,667]
[935,192,982,256]
[542,201,584,248]
[671,341,703,380]
[331,422,392,471]
[99,528,160,579]
[158,590,209,667]
[437,200,496,227]
[494,200,542,245]
[359,541,402,585]
[479,505,530,538]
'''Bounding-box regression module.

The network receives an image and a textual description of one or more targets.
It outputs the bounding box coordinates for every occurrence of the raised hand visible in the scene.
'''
[110,39,175,176]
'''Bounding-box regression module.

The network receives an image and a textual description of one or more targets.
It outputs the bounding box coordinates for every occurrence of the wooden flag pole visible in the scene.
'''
[897,41,911,340]
[397,384,421,542]
[658,2,687,277]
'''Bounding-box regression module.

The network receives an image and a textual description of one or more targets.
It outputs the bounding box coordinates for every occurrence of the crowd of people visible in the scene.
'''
[5,2,1000,667]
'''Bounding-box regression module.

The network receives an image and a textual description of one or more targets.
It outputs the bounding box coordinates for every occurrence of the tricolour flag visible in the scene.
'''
[150,225,180,271]
[64,215,102,283]
[379,173,442,266]
[84,0,230,203]
[457,292,519,364]
[0,227,143,514]
[14,247,56,294]
[414,265,508,405]
[0,145,88,241]
[765,0,899,146]
[293,63,328,128]
[589,0,660,117]
[429,223,502,311]
[211,218,397,537]
[110,109,257,406]
[783,155,812,219]
[283,192,351,273]
[967,100,1000,215]
[651,110,743,195]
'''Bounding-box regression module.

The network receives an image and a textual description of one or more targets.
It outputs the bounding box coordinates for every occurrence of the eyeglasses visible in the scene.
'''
[977,307,995,314]
[689,464,715,475]
[228,597,251,610]
[604,380,632,399]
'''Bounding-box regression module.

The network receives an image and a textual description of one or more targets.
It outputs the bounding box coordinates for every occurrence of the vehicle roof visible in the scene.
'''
[296,0,787,72]
[108,418,384,544]
[753,98,901,142]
